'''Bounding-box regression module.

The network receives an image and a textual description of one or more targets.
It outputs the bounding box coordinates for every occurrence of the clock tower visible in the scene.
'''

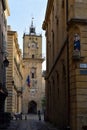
[22,19,45,114]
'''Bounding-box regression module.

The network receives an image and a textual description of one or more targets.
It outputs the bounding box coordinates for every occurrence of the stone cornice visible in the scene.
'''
[6,0,10,15]
[8,31,22,56]
[8,30,22,59]
[68,18,87,30]
[42,0,54,30]
[4,0,10,18]
[7,31,16,35]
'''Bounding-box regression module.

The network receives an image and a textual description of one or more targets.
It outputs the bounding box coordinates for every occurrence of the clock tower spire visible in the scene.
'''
[29,18,36,35]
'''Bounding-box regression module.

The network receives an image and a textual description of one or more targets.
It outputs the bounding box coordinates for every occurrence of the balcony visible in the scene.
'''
[23,53,45,61]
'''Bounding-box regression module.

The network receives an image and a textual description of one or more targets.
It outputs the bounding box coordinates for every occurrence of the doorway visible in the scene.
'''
[28,100,37,114]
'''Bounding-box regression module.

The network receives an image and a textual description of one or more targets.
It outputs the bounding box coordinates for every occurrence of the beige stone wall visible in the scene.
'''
[6,32,14,112]
[7,29,23,114]
[68,1,87,20]
[69,24,87,130]
[43,0,68,129]
[0,0,10,87]
[43,0,87,130]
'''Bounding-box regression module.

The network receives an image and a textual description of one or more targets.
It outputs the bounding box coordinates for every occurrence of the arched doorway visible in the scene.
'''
[28,100,37,114]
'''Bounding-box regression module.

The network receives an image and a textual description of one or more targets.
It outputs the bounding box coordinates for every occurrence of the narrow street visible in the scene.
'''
[6,114,58,130]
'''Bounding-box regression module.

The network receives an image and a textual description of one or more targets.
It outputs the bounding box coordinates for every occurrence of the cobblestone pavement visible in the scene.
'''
[5,114,58,130]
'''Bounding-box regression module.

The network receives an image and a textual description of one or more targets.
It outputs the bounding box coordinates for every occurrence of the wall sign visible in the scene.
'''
[80,64,87,68]
[80,70,87,75]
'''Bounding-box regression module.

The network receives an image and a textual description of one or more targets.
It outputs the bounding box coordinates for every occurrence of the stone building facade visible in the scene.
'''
[6,26,23,113]
[43,0,87,130]
[22,21,45,114]
[0,0,10,112]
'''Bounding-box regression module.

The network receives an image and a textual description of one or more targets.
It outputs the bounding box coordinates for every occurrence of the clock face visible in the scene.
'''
[31,42,36,48]
[28,42,38,49]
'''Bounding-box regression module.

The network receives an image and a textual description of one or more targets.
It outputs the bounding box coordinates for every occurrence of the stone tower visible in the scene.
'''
[22,19,44,114]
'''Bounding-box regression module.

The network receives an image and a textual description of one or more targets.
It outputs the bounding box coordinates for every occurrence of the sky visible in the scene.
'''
[7,0,47,70]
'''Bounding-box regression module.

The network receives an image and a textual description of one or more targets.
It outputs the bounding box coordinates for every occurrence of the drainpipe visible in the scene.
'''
[66,0,70,129]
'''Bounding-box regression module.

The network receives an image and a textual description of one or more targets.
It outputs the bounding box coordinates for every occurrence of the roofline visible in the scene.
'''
[42,0,54,30]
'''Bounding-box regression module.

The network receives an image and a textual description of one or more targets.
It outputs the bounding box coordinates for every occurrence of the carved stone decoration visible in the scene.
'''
[72,33,80,60]
[74,33,80,51]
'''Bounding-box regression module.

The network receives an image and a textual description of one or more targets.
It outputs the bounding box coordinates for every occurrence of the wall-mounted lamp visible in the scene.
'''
[3,57,9,67]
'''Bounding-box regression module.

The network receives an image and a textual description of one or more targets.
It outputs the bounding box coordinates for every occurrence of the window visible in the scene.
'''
[31,67,36,78]
[32,73,34,78]
[32,54,34,58]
